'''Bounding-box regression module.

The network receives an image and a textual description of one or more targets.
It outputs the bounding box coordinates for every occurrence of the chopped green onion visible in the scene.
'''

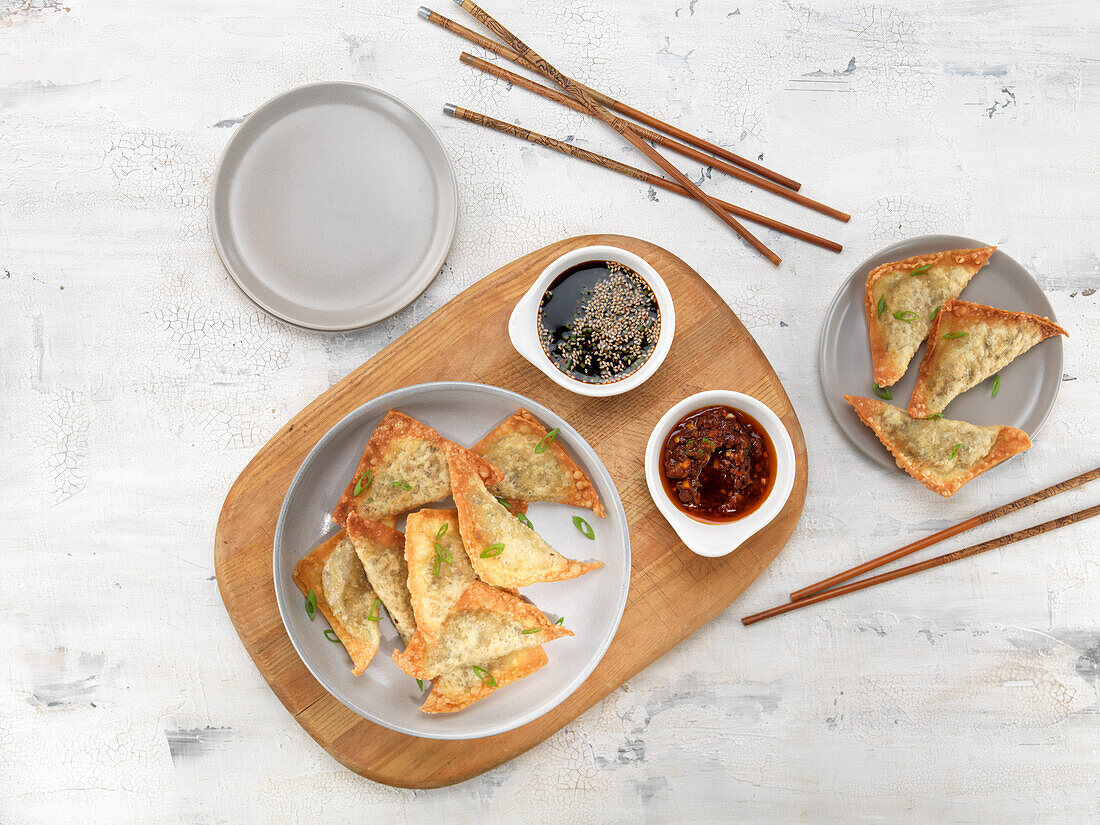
[701,437,716,447]
[521,628,540,635]
[534,428,559,454]
[435,522,448,540]
[391,480,412,490]
[472,665,497,687]
[991,374,1001,397]
[926,413,944,420]
[305,588,317,621]
[480,543,505,558]
[554,616,565,626]
[949,443,962,460]
[892,310,919,322]
[416,679,424,691]
[876,295,886,319]
[515,512,533,529]
[931,304,942,321]
[324,629,339,643]
[908,264,932,276]
[496,496,516,511]
[943,331,967,339]
[573,515,595,540]
[873,383,892,400]
[431,554,441,578]
[353,470,372,496]
[435,541,453,564]
[366,598,381,622]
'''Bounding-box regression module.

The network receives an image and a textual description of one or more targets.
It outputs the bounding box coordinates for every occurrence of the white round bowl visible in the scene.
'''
[644,390,796,558]
[508,244,676,397]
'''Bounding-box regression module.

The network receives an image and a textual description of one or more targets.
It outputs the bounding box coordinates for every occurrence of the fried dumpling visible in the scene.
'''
[473,409,605,517]
[404,508,476,643]
[293,531,381,675]
[421,646,549,714]
[447,445,604,588]
[865,246,995,386]
[332,410,503,526]
[908,301,1067,417]
[393,580,572,679]
[344,513,417,645]
[845,395,1030,497]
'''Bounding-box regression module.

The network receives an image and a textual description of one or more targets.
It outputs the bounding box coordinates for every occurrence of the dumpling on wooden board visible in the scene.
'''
[447,444,604,588]
[908,301,1067,417]
[473,408,606,518]
[422,646,549,714]
[865,246,996,387]
[344,513,417,645]
[393,580,572,679]
[845,395,1030,497]
[293,531,381,675]
[332,410,503,526]
[404,508,476,644]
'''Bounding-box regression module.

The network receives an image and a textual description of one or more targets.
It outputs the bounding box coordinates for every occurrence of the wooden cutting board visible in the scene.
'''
[214,234,808,788]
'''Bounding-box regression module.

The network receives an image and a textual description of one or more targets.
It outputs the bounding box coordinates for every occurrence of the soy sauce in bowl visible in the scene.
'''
[537,260,660,384]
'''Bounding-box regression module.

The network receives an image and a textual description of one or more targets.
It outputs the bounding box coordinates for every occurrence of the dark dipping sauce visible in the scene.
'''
[538,260,660,384]
[660,405,776,522]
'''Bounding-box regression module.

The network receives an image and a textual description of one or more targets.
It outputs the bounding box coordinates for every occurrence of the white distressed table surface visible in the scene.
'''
[2,1,1097,822]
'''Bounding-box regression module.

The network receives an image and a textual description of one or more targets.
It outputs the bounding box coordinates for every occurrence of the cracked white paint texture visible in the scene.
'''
[1,0,1097,822]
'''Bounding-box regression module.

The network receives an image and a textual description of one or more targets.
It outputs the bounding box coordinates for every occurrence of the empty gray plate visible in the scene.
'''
[272,382,631,740]
[211,82,458,331]
[820,235,1064,470]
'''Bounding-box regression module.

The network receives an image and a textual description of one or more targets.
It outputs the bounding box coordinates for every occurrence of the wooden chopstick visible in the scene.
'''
[789,466,1100,602]
[451,1,782,266]
[460,53,850,223]
[741,503,1100,626]
[445,104,842,253]
[419,6,802,192]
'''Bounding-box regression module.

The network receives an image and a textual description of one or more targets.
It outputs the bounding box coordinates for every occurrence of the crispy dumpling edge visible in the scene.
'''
[864,246,996,387]
[344,512,418,646]
[474,408,606,518]
[907,300,1068,418]
[292,532,380,675]
[403,507,474,644]
[844,394,1030,497]
[421,646,549,714]
[332,409,504,526]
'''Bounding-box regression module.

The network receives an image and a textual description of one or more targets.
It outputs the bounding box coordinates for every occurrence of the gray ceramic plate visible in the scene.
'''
[272,382,630,740]
[821,235,1063,470]
[211,82,458,331]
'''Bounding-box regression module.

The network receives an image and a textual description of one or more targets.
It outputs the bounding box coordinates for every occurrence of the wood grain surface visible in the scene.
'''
[213,234,808,788]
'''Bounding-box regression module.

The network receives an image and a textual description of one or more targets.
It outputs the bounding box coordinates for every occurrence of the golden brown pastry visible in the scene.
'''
[473,409,605,517]
[332,410,503,526]
[344,514,417,646]
[908,300,1067,417]
[293,531,381,675]
[446,444,604,588]
[845,395,1030,497]
[404,508,476,644]
[421,646,549,714]
[865,247,995,387]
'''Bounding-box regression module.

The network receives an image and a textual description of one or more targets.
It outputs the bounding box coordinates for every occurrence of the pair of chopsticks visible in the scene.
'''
[421,1,848,264]
[742,466,1100,625]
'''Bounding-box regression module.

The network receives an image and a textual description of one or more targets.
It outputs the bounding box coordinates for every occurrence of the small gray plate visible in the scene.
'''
[820,235,1063,470]
[272,382,630,740]
[211,82,458,331]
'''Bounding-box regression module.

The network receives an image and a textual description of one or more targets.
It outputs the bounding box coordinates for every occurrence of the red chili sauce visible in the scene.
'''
[660,405,776,522]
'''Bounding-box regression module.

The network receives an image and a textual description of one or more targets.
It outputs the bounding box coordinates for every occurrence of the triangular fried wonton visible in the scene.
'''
[404,508,476,644]
[865,246,995,386]
[421,646,549,714]
[908,301,1067,417]
[393,580,572,679]
[446,445,604,588]
[332,410,503,526]
[293,531,381,675]
[344,514,417,645]
[845,395,1030,497]
[473,409,605,518]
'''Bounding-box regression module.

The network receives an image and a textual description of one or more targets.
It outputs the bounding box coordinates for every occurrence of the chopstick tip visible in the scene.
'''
[417,5,432,19]
[443,103,458,117]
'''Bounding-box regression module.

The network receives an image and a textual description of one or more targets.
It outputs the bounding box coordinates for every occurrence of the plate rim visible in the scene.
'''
[210,81,459,332]
[271,380,632,740]
[818,234,1064,468]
